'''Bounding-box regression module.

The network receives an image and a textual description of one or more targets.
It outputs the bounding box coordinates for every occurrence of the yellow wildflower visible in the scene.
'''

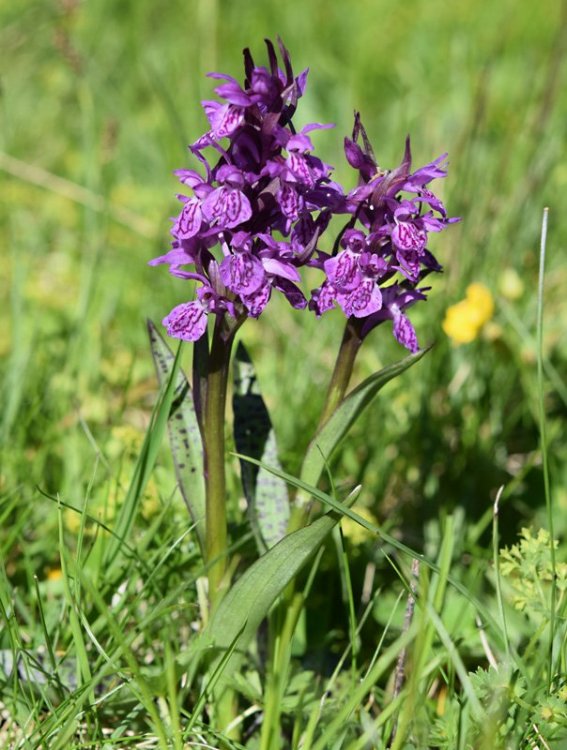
[442,283,494,344]
[341,506,378,546]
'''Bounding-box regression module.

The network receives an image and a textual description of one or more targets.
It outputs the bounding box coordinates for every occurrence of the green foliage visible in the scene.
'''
[233,342,290,551]
[194,491,358,684]
[1,0,567,747]
[300,349,427,494]
[500,526,567,619]
[148,321,206,552]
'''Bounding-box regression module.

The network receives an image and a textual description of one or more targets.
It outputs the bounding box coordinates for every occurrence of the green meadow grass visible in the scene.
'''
[1,0,567,747]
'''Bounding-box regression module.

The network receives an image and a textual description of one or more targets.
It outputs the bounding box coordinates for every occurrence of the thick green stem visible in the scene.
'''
[318,317,363,429]
[203,316,234,612]
[201,314,244,739]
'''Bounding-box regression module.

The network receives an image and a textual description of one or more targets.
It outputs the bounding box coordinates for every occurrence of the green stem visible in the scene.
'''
[203,315,235,612]
[317,317,363,429]
[260,594,304,750]
[287,317,363,534]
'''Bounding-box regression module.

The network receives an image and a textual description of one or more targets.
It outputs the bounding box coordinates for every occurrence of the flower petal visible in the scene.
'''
[324,251,360,291]
[309,282,337,315]
[173,199,202,239]
[241,284,271,317]
[163,301,208,342]
[201,186,252,229]
[261,257,301,282]
[392,308,419,352]
[338,279,382,318]
[391,221,427,252]
[278,183,304,220]
[219,252,266,295]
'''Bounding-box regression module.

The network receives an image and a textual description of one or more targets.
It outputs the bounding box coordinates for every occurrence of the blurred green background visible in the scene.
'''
[1,0,567,558]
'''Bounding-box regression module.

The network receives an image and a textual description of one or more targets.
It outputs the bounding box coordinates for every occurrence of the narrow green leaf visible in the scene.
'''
[148,321,205,552]
[233,342,289,551]
[301,348,428,490]
[184,620,247,736]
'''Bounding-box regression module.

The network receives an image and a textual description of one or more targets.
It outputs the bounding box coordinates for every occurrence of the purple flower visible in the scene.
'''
[151,44,457,351]
[163,301,208,342]
[173,198,203,239]
[310,114,459,352]
[151,38,343,341]
[201,186,253,229]
[219,249,265,295]
[337,279,383,318]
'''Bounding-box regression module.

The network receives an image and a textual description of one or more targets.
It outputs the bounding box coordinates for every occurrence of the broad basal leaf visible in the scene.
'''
[148,321,205,552]
[233,342,289,550]
[187,488,357,683]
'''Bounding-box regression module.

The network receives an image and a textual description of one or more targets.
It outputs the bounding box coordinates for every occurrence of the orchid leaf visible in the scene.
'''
[184,486,359,682]
[233,342,289,551]
[301,348,428,490]
[235,453,507,646]
[147,321,205,553]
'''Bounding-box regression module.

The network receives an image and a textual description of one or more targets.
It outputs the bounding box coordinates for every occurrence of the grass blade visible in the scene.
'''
[104,337,183,567]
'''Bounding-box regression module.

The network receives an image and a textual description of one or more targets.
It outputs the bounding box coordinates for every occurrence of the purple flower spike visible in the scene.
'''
[309,112,458,351]
[151,38,344,340]
[150,44,457,349]
[309,113,458,352]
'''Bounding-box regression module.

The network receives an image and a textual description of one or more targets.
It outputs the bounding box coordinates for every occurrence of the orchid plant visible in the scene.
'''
[148,38,457,738]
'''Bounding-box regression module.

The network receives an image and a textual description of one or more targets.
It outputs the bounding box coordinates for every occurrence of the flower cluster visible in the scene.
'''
[310,115,459,352]
[150,39,342,341]
[151,42,458,351]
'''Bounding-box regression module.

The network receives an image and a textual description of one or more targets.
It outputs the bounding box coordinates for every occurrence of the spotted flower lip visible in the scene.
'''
[150,38,344,341]
[163,301,208,342]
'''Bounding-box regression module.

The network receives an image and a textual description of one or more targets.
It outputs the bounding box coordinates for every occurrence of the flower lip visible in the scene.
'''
[163,301,208,342]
